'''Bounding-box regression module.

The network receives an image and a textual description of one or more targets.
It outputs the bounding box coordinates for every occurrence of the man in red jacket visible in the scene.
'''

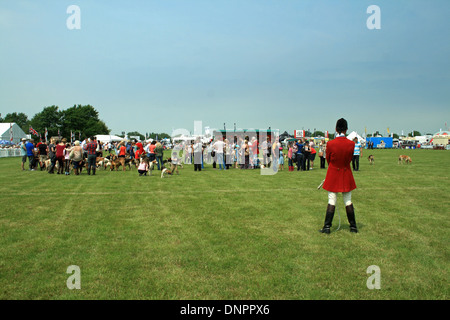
[319,118,358,234]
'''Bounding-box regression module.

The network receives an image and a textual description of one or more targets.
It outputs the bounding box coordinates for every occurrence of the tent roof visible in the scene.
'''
[0,122,27,144]
[347,131,364,142]
[434,131,450,137]
[0,123,16,135]
[95,134,124,142]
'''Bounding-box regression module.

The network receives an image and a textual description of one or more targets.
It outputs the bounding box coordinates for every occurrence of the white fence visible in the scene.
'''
[0,149,22,158]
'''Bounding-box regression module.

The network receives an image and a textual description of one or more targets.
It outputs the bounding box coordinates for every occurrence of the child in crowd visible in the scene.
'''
[170,149,180,175]
[64,143,72,175]
[138,158,149,176]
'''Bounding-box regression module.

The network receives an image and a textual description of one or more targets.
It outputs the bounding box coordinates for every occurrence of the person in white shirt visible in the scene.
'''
[192,138,203,171]
[170,145,181,175]
[206,142,213,164]
[213,136,225,170]
[261,138,269,167]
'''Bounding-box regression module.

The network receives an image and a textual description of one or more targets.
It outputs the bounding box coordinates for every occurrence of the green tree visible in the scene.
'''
[61,105,109,140]
[29,104,110,141]
[408,130,421,137]
[127,131,145,141]
[313,130,325,137]
[147,132,171,140]
[2,112,30,132]
[29,106,62,139]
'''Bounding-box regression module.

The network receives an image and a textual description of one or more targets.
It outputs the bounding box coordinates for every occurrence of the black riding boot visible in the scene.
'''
[319,204,335,234]
[346,204,358,233]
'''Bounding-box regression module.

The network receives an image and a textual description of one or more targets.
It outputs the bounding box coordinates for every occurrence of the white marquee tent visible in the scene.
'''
[95,134,124,143]
[347,131,364,143]
[0,123,27,144]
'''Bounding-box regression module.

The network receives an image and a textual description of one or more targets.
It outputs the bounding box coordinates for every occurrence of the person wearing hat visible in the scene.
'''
[20,138,27,171]
[319,118,358,234]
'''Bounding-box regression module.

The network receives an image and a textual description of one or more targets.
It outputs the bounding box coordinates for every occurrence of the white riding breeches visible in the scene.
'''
[328,191,352,206]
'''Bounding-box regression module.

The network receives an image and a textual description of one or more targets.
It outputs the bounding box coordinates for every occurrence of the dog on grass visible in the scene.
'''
[368,155,374,165]
[44,159,59,171]
[165,158,183,169]
[148,160,157,175]
[398,155,412,164]
[98,158,111,170]
[161,167,172,178]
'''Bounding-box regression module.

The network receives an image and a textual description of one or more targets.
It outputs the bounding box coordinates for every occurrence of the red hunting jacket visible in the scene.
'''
[322,136,357,193]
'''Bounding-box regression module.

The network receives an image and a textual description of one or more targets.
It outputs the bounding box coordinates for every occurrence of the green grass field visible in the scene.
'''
[0,149,448,300]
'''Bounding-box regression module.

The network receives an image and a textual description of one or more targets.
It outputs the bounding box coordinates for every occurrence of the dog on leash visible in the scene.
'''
[368,155,374,165]
[398,155,412,164]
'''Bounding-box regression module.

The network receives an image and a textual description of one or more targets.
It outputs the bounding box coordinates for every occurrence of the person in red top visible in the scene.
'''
[134,141,144,168]
[117,141,127,171]
[118,143,126,156]
[148,141,157,161]
[55,139,67,175]
[319,118,358,234]
[135,141,144,155]
[84,136,98,175]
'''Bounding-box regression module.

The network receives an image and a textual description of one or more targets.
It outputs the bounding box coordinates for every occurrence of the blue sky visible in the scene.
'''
[1,0,449,137]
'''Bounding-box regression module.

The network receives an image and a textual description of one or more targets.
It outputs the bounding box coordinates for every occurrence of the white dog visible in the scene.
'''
[98,158,111,170]
[148,160,157,176]
[161,168,172,178]
[44,159,59,171]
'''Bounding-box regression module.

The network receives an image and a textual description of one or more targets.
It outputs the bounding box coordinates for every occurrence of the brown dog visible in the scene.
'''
[109,154,122,171]
[398,155,412,164]
[368,155,374,165]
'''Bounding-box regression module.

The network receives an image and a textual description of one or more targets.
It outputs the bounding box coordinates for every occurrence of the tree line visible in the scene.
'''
[0,105,109,141]
[0,105,169,142]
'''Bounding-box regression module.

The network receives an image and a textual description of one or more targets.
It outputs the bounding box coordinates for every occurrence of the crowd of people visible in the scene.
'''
[17,133,366,177]
[19,136,102,175]
[166,135,333,174]
[17,117,360,235]
[18,136,175,176]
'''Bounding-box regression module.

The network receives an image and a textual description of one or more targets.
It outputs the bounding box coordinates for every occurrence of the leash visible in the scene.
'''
[317,179,341,232]
[335,206,341,232]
